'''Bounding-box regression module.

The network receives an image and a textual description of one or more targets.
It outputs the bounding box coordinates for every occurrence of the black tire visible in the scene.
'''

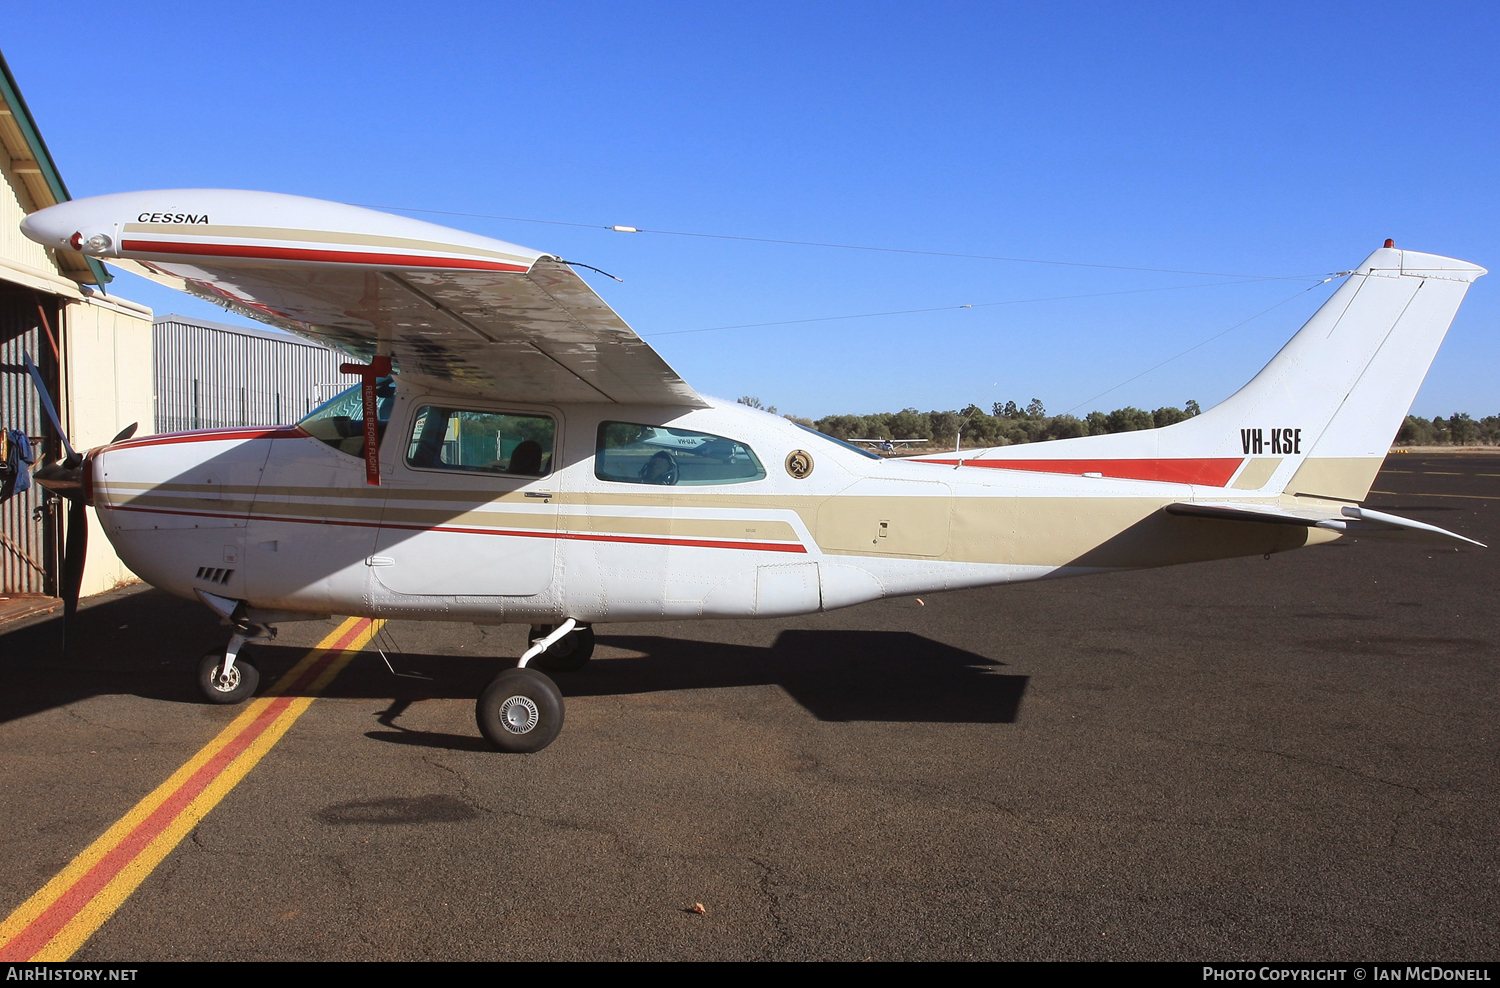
[528,624,595,673]
[198,650,260,705]
[477,667,565,752]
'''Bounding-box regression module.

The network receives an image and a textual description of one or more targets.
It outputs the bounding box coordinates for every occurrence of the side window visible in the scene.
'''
[595,422,766,486]
[406,407,555,476]
[298,378,395,458]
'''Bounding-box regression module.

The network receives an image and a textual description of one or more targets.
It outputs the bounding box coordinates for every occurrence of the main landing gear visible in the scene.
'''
[194,610,587,754]
[475,619,591,753]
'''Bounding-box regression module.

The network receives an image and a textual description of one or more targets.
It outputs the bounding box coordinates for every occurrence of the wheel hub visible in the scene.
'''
[499,695,540,734]
[212,665,241,692]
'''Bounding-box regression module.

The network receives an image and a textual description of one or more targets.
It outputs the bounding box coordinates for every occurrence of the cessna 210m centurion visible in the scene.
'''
[16,191,1487,752]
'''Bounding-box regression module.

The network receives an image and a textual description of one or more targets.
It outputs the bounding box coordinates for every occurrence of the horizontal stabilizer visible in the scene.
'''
[1165,501,1485,548]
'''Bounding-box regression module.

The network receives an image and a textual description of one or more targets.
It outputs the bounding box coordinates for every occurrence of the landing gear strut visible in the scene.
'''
[475,619,583,752]
[526,621,595,673]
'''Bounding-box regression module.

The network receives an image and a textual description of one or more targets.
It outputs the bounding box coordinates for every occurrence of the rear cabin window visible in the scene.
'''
[595,422,766,486]
[406,406,555,476]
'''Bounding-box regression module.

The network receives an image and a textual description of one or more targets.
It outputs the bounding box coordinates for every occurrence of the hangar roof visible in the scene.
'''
[0,49,109,287]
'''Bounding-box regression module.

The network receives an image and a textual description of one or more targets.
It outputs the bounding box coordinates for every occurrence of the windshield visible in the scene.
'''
[298,378,395,458]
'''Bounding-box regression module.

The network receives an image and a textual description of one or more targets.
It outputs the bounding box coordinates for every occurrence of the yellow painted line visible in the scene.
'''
[0,616,381,961]
[1423,471,1463,476]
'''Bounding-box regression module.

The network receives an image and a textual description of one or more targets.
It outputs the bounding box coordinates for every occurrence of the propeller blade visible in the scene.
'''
[22,352,77,463]
[110,422,138,444]
[61,496,87,653]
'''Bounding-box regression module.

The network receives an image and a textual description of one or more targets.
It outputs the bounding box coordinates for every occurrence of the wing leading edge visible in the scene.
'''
[21,190,706,407]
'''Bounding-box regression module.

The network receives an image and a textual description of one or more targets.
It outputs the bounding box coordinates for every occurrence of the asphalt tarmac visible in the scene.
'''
[1,453,1495,961]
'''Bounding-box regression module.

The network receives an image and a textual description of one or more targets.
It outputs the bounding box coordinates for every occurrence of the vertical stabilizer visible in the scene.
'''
[938,246,1486,500]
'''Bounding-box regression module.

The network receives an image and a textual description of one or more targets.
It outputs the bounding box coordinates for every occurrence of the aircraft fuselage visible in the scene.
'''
[90,386,1324,626]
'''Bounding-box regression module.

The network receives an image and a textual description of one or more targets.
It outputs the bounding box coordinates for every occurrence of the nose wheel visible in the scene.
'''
[198,649,260,704]
[196,621,273,704]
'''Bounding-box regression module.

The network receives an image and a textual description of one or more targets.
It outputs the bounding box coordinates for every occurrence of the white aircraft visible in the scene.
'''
[17,192,1487,752]
[850,438,930,453]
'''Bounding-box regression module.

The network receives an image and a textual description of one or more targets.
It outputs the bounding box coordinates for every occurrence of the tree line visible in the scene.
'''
[738,397,1500,450]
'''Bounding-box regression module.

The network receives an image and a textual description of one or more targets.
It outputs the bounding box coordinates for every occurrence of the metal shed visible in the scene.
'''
[153,315,358,433]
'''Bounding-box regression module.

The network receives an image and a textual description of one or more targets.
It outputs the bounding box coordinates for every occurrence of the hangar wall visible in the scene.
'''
[65,294,154,597]
[0,48,154,603]
[153,315,357,433]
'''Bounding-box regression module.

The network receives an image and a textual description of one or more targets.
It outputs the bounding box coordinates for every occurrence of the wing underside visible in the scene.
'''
[23,190,706,406]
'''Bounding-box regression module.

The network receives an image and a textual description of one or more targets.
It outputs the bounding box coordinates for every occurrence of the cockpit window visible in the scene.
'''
[298,378,395,459]
[406,407,555,476]
[595,422,766,486]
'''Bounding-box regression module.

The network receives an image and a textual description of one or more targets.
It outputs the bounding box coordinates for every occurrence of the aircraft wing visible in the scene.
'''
[1165,501,1485,547]
[21,190,707,407]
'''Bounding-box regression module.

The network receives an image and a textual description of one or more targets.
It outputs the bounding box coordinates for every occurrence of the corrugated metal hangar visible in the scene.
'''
[153,315,355,434]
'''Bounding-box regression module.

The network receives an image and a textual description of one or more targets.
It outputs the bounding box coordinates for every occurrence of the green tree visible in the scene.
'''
[1105,407,1154,433]
[1450,412,1478,446]
[1045,414,1087,440]
[1152,406,1189,428]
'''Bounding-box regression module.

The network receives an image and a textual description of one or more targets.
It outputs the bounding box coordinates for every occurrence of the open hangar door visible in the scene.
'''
[0,284,61,601]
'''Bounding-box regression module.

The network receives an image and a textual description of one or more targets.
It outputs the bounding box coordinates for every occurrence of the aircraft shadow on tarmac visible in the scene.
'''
[0,591,1026,748]
[362,631,1028,752]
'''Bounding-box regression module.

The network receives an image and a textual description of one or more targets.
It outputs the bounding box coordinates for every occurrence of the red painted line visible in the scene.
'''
[916,456,1244,486]
[1,696,291,959]
[110,426,303,450]
[0,626,370,960]
[121,240,530,273]
[105,504,808,553]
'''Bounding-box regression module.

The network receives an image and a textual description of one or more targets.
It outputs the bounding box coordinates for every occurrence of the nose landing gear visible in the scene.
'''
[197,621,274,704]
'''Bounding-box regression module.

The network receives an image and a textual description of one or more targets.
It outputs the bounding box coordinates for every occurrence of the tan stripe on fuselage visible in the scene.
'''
[102,478,1334,570]
[1232,458,1283,490]
[1285,457,1384,502]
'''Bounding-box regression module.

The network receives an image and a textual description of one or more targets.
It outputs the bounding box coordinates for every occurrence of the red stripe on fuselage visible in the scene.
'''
[109,426,304,450]
[120,240,531,272]
[916,457,1244,487]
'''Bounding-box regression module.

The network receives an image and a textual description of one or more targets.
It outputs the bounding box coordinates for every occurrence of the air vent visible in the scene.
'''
[195,566,235,585]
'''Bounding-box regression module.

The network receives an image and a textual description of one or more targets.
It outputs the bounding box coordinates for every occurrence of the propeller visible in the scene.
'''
[19,353,133,650]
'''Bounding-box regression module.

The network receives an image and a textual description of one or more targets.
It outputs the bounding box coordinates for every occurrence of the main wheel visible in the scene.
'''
[198,650,260,704]
[476,667,565,752]
[527,624,595,674]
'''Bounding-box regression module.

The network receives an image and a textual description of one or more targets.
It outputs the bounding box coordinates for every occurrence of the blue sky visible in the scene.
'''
[7,2,1497,418]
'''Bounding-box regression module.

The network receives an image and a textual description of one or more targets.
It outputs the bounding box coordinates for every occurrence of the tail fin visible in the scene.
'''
[944,245,1486,500]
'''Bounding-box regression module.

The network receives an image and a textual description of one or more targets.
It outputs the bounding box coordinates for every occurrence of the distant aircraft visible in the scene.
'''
[15,193,1486,753]
[850,438,930,453]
